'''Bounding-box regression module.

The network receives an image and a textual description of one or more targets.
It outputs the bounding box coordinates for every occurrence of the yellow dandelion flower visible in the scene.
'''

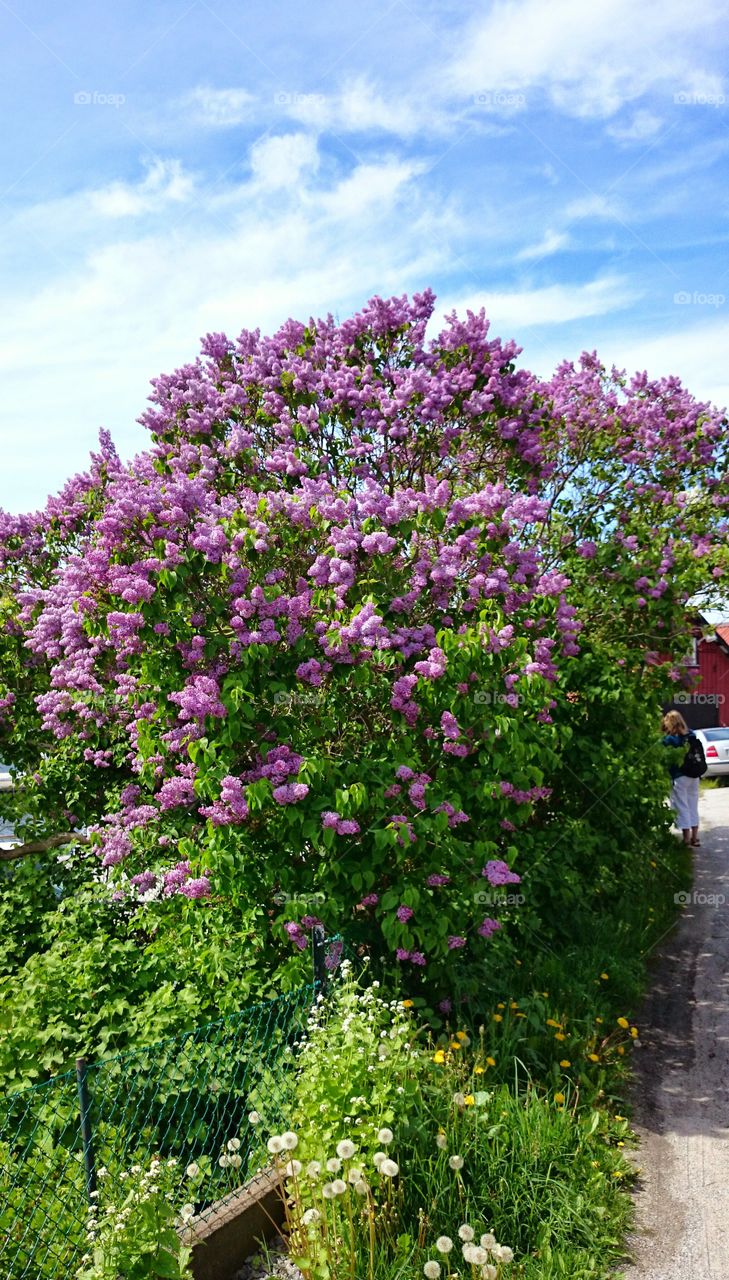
[516,1012,526,1018]
[559,1059,571,1068]
[497,1002,506,1009]
[555,1032,566,1041]
[541,991,549,997]
[515,959,522,966]
[617,1017,629,1030]
[595,1017,603,1024]
[464,1095,475,1106]
[554,1092,565,1104]
[455,1031,468,1041]
[474,1066,485,1075]
[449,1040,462,1050]
[433,1050,446,1065]
[546,1018,562,1028]
[588,1053,600,1062]
[510,1001,519,1009]
[617,1046,625,1055]
[493,1014,503,1022]
[630,1027,639,1038]
[401,999,414,1008]
[600,973,609,980]
[486,1056,496,1067]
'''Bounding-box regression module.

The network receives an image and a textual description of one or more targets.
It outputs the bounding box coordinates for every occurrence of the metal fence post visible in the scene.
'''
[312,925,327,994]
[75,1057,97,1203]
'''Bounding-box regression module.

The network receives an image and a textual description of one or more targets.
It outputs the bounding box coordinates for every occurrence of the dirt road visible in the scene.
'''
[620,787,729,1279]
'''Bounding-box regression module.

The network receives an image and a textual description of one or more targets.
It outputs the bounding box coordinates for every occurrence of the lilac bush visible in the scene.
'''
[0,290,727,995]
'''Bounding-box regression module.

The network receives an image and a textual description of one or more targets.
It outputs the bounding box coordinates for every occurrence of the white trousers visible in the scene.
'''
[672,774,700,830]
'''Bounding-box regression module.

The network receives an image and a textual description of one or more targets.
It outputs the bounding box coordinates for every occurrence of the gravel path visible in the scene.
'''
[620,787,729,1280]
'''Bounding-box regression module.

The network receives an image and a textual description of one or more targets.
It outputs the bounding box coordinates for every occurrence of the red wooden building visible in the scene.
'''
[669,620,729,729]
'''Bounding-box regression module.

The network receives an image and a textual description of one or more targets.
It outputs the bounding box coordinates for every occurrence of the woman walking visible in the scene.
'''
[662,709,702,847]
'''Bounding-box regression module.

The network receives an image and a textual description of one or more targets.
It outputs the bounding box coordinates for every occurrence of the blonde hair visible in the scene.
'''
[662,710,688,735]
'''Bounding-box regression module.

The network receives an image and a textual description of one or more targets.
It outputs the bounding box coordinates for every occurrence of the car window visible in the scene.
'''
[701,729,729,742]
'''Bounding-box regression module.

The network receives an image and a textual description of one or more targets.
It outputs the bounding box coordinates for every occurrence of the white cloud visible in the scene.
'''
[283,76,438,137]
[184,86,255,127]
[89,159,196,218]
[606,109,664,143]
[437,275,637,333]
[248,132,320,189]
[450,0,727,118]
[0,142,452,512]
[515,229,570,261]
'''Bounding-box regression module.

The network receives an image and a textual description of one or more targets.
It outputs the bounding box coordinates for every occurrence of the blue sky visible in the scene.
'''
[1,0,728,512]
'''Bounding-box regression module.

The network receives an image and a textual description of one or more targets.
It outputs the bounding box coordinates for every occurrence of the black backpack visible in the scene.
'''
[683,735,708,778]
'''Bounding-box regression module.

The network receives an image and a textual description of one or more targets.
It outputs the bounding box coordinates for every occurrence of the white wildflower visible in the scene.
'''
[379,1159,399,1178]
[302,1208,321,1225]
[248,1111,261,1125]
[331,1178,347,1195]
[306,1161,321,1178]
[449,1155,464,1170]
[436,1133,448,1150]
[458,1224,475,1242]
[186,1161,200,1178]
[377,1127,394,1144]
[435,1236,453,1253]
[336,1140,357,1159]
[424,1263,441,1279]
[281,1132,298,1150]
[326,1157,342,1173]
[267,1136,284,1155]
[227,1138,241,1152]
[284,1159,302,1177]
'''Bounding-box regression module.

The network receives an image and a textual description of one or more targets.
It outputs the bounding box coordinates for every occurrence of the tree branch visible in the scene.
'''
[0,832,89,862]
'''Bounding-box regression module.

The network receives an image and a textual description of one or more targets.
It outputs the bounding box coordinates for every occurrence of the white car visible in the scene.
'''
[694,728,729,777]
[0,768,12,792]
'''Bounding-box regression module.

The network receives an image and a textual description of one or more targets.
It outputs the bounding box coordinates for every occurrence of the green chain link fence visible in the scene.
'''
[0,979,321,1278]
[0,931,365,1280]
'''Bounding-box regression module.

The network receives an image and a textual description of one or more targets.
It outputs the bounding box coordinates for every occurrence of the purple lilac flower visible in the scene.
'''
[426,874,450,887]
[482,859,521,886]
[180,876,212,899]
[130,871,157,893]
[396,905,414,923]
[272,782,309,804]
[300,915,324,930]
[324,940,344,971]
[447,935,466,950]
[396,947,411,962]
[359,893,379,907]
[478,918,501,939]
[437,998,453,1015]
